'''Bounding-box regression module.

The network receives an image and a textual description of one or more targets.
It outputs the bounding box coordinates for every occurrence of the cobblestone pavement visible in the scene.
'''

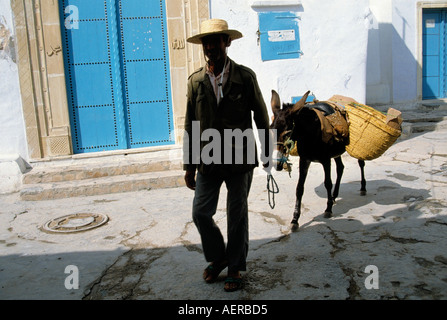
[0,128,446,301]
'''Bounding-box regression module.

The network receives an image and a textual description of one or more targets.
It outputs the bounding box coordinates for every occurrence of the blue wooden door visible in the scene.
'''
[423,9,446,99]
[60,0,174,154]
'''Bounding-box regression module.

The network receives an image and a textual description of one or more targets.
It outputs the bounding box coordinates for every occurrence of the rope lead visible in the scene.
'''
[267,174,279,209]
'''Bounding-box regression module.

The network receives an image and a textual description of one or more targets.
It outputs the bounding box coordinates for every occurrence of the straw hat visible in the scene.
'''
[187,19,243,44]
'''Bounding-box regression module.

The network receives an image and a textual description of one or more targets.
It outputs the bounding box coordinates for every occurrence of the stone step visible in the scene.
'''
[20,147,185,200]
[401,118,447,138]
[22,157,182,184]
[20,169,185,201]
[402,109,447,123]
[397,109,447,138]
[408,119,447,133]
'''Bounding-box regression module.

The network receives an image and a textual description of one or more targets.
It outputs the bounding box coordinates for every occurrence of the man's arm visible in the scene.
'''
[249,75,273,171]
[183,77,197,190]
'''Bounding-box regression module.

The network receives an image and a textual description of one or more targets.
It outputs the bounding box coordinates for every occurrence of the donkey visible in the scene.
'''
[270,90,366,229]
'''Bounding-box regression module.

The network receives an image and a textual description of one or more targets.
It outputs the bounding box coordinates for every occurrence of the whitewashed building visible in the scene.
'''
[0,0,444,193]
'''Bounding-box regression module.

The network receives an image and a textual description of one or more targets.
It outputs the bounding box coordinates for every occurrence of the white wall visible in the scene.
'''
[210,0,435,107]
[391,0,418,104]
[0,0,27,159]
[366,0,393,104]
[0,0,29,193]
[366,0,427,106]
[209,0,370,113]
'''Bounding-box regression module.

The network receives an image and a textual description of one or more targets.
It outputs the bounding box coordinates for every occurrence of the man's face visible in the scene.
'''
[201,34,228,63]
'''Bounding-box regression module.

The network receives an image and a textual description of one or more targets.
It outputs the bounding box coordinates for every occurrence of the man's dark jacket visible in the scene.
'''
[183,58,270,175]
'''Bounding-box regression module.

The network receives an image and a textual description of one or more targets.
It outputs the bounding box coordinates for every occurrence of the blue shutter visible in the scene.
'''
[291,95,315,104]
[258,11,301,61]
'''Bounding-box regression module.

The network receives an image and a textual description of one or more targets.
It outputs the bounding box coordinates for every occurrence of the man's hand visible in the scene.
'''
[184,170,196,190]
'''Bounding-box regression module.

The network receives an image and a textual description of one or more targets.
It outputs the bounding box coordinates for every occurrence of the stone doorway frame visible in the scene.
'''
[12,0,209,160]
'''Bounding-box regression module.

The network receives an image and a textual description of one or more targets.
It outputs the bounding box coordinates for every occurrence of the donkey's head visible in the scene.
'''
[270,90,310,171]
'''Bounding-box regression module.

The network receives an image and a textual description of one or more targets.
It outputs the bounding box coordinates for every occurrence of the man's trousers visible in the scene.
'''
[192,169,253,272]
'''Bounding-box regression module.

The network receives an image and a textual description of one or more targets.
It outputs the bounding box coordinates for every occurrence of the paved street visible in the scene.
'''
[0,125,446,301]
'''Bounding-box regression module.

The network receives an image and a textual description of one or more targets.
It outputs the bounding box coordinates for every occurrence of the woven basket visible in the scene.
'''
[345,103,401,160]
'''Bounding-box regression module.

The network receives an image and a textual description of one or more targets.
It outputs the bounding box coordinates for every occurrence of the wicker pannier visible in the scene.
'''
[344,103,401,160]
[328,96,402,161]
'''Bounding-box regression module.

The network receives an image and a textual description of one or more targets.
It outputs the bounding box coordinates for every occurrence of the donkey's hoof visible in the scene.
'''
[323,211,332,219]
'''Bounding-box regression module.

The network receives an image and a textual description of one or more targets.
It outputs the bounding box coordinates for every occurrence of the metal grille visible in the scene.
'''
[48,136,71,156]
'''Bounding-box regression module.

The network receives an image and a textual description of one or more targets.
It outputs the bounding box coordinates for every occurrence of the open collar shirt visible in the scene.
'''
[205,58,231,105]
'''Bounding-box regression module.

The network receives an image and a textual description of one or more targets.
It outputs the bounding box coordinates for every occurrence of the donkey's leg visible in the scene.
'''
[332,156,345,201]
[322,158,334,218]
[358,160,367,196]
[292,158,311,228]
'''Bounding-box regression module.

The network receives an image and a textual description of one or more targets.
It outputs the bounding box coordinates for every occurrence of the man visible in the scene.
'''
[183,19,271,292]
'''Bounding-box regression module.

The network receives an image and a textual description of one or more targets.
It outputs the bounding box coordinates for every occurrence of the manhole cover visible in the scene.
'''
[42,213,109,234]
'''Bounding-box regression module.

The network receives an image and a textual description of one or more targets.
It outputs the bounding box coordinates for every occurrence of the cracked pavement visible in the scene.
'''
[0,128,446,300]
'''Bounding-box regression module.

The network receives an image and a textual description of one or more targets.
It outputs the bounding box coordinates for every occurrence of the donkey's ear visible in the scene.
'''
[290,91,310,114]
[271,90,281,113]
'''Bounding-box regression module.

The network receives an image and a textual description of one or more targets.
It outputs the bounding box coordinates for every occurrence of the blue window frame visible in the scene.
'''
[258,11,301,61]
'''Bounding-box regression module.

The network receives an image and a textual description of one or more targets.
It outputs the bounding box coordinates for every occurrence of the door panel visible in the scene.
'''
[125,61,168,101]
[60,0,173,153]
[120,0,162,17]
[76,106,119,150]
[61,0,127,152]
[121,20,166,60]
[423,10,444,99]
[118,0,173,148]
[70,21,109,63]
[128,101,172,144]
[72,64,113,106]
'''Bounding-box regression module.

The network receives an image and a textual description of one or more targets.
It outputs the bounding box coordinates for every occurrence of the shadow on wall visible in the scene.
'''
[365,22,419,106]
[364,18,447,140]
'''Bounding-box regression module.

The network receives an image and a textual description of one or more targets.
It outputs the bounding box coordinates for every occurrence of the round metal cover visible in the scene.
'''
[42,213,109,234]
